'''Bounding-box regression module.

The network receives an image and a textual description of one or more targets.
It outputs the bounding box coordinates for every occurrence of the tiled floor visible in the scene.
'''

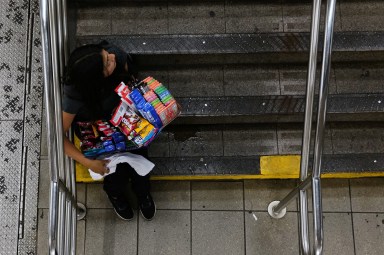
[36,162,384,255]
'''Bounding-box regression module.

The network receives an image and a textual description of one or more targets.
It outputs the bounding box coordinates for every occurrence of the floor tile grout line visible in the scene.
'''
[190,181,193,255]
[83,211,87,255]
[348,179,357,255]
[136,213,139,255]
[81,207,384,214]
[242,180,247,255]
[35,209,43,254]
[347,211,384,214]
[82,183,88,255]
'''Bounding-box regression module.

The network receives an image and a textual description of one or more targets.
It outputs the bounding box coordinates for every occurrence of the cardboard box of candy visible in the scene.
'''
[76,77,181,158]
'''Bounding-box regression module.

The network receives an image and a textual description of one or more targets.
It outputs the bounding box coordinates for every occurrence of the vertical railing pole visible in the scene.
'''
[298,0,322,253]
[55,0,75,254]
[312,0,337,254]
[268,0,322,217]
[40,0,59,254]
[48,1,66,253]
[40,0,82,253]
[61,0,70,65]
[268,0,337,254]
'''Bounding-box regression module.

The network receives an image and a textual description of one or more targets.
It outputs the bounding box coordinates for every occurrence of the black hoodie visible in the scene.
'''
[62,41,136,121]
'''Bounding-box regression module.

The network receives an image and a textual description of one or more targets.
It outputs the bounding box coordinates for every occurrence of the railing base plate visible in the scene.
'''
[77,203,87,220]
[268,201,287,219]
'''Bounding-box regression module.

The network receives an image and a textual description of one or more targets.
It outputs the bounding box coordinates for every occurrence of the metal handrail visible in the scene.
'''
[298,0,322,252]
[267,0,337,254]
[39,0,86,254]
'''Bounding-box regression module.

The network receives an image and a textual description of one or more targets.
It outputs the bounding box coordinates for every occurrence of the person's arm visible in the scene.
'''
[62,111,109,175]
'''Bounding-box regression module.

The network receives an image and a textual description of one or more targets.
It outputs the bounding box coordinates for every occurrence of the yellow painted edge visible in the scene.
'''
[149,172,384,181]
[75,154,384,182]
[150,175,270,181]
[259,155,384,179]
[74,134,103,183]
[321,172,384,179]
[260,155,301,176]
[76,172,384,182]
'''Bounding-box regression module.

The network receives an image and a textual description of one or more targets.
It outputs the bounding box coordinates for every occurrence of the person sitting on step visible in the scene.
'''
[62,41,156,221]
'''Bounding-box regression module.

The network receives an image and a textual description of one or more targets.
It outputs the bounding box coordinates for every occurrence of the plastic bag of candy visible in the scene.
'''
[113,76,181,129]
[76,77,180,158]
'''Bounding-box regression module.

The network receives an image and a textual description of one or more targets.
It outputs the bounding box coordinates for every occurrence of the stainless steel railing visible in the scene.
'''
[267,0,337,254]
[40,0,86,254]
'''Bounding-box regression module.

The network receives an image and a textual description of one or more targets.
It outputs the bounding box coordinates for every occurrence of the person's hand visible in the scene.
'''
[87,159,110,176]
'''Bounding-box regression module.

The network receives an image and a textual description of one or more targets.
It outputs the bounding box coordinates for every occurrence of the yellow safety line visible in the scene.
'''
[260,155,301,176]
[259,155,384,179]
[150,172,384,181]
[151,175,271,181]
[76,172,384,182]
[75,155,384,182]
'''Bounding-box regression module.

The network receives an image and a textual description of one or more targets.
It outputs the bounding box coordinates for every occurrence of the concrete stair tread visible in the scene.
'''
[177,94,384,116]
[169,94,384,123]
[77,32,384,54]
[71,1,384,181]
[150,153,384,178]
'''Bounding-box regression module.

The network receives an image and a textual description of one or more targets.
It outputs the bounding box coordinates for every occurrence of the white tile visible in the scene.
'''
[192,181,243,210]
[244,180,298,211]
[138,210,190,255]
[350,178,384,212]
[353,213,384,255]
[84,209,137,255]
[245,211,298,255]
[192,211,244,255]
[151,181,190,209]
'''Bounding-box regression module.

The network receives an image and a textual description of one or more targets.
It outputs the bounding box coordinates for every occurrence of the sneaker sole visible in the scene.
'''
[140,202,157,221]
[113,208,134,221]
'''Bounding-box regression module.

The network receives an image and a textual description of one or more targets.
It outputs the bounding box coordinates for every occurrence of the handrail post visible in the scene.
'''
[40,0,83,254]
[267,0,322,218]
[47,0,67,253]
[312,0,337,254]
[39,0,59,254]
[298,0,322,253]
[268,0,337,254]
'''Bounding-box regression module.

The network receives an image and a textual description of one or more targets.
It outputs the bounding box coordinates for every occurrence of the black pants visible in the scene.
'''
[103,163,150,201]
[103,148,150,201]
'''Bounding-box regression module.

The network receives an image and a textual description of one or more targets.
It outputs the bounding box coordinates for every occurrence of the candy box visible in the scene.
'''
[75,116,157,159]
[76,77,180,159]
[114,77,181,130]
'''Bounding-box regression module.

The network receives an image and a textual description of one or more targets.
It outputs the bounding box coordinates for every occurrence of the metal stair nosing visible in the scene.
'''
[77,32,384,54]
[149,153,384,180]
[169,94,384,124]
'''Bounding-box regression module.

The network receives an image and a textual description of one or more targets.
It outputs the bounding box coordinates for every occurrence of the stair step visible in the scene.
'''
[71,121,384,181]
[70,1,384,182]
[151,153,384,179]
[173,94,384,124]
[77,32,384,54]
[75,154,384,182]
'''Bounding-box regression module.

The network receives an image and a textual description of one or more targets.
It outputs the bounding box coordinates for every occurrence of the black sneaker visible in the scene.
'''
[108,195,134,221]
[139,194,156,220]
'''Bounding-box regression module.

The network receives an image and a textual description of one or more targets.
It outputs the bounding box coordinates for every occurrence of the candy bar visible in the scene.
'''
[78,76,180,158]
[115,82,131,98]
[110,101,128,126]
